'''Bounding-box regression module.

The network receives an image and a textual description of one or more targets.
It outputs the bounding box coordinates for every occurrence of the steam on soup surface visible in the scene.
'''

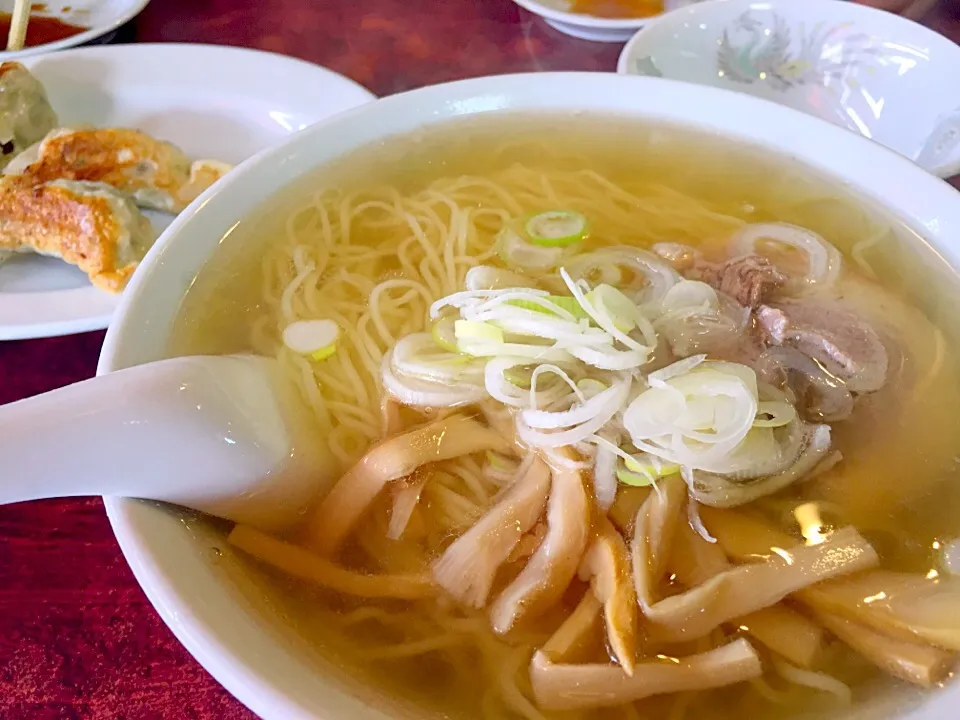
[172,115,960,719]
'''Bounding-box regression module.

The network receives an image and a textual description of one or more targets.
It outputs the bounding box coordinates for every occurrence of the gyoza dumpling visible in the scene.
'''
[4,126,232,212]
[0,62,58,171]
[0,177,156,293]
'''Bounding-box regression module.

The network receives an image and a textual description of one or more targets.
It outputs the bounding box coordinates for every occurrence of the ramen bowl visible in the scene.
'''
[618,0,960,178]
[98,73,960,720]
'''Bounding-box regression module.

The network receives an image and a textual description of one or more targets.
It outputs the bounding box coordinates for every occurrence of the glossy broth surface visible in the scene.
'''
[172,115,960,719]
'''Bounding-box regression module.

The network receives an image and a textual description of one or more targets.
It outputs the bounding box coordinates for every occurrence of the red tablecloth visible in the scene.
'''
[1,1,959,717]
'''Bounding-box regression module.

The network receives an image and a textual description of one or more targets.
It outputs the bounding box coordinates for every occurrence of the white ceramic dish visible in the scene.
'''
[0,43,374,341]
[0,0,150,60]
[512,0,703,42]
[618,0,960,178]
[97,73,960,720]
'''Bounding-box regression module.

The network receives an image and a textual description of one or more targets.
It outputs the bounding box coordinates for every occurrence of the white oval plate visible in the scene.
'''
[0,43,374,341]
[0,0,150,60]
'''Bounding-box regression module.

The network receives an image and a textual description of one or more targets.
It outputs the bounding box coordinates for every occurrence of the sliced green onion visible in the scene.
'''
[431,316,460,353]
[576,378,608,399]
[623,359,760,474]
[524,210,589,248]
[505,296,589,320]
[753,401,797,428]
[625,456,681,476]
[504,287,636,333]
[282,319,340,361]
[454,320,504,344]
[486,450,515,470]
[497,227,564,271]
[504,366,533,389]
[311,345,338,361]
[617,455,680,487]
[586,284,637,333]
[617,467,656,487]
[505,366,569,390]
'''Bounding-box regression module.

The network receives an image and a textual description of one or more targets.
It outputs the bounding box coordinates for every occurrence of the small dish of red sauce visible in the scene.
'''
[0,4,86,48]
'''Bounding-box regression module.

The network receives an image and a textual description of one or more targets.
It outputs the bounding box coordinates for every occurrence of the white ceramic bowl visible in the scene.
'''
[511,0,704,42]
[98,73,960,719]
[618,0,960,178]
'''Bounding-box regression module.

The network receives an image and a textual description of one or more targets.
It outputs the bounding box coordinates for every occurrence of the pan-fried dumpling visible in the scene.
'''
[0,177,156,293]
[0,62,58,171]
[3,126,232,212]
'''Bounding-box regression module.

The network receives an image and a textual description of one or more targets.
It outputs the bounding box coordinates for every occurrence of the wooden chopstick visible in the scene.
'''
[6,0,31,52]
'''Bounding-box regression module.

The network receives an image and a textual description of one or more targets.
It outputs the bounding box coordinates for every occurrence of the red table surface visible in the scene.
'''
[1,1,959,718]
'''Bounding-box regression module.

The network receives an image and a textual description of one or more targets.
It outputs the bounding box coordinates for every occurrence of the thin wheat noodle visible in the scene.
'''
[253,160,894,717]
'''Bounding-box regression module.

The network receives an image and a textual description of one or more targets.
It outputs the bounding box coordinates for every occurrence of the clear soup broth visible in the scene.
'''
[172,115,960,719]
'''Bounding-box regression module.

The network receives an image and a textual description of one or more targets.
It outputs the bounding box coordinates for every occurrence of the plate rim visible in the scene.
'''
[19,41,376,99]
[0,0,153,61]
[0,42,375,342]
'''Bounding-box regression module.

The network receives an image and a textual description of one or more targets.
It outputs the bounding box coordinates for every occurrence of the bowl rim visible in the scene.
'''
[99,71,960,720]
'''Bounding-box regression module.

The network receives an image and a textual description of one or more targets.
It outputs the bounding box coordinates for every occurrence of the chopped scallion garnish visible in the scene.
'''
[524,210,589,248]
[454,320,504,345]
[282,319,340,361]
[505,296,589,320]
[431,316,460,353]
[617,454,681,487]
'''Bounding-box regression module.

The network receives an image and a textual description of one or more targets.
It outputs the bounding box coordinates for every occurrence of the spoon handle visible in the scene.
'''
[0,356,321,531]
[0,359,220,503]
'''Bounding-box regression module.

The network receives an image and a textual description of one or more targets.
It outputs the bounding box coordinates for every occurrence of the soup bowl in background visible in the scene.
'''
[97,73,960,719]
[507,0,705,43]
[617,0,960,178]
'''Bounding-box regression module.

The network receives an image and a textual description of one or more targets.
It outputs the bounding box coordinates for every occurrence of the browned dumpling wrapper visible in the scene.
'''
[3,127,232,213]
[0,177,156,293]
